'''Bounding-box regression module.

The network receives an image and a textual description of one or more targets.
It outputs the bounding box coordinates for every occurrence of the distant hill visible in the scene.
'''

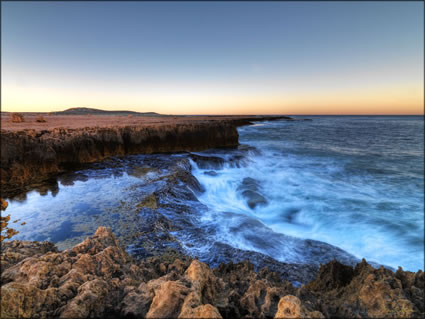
[52,107,164,116]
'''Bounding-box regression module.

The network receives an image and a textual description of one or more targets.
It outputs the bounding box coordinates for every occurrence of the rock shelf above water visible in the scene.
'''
[0,114,291,197]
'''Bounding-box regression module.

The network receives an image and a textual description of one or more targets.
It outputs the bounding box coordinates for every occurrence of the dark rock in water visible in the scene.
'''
[199,240,320,284]
[238,144,261,156]
[155,158,205,194]
[238,177,260,191]
[189,144,254,170]
[227,154,246,168]
[242,190,268,209]
[190,153,225,169]
[58,172,89,186]
[1,228,423,319]
[237,177,268,208]
[204,170,218,176]
[280,207,302,224]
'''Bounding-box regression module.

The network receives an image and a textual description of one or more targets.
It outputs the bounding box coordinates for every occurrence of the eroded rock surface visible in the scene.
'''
[1,227,423,318]
[1,123,238,197]
[1,115,292,197]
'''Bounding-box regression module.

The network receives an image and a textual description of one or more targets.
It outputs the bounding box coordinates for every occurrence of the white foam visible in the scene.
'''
[191,121,424,271]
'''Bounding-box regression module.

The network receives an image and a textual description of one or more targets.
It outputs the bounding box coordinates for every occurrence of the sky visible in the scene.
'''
[1,1,424,115]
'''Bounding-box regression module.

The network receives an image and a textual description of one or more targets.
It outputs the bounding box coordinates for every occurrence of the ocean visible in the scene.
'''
[5,116,424,272]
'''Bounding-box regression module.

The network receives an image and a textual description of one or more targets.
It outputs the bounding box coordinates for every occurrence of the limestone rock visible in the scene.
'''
[185,259,221,303]
[1,228,423,319]
[274,295,323,318]
[1,123,238,197]
[146,280,189,318]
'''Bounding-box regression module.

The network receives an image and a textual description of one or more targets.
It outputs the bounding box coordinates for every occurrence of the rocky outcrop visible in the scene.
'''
[1,123,238,197]
[1,227,423,318]
[1,116,290,197]
[299,259,425,318]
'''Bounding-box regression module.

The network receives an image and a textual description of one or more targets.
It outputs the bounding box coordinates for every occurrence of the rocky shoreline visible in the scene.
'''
[1,227,423,318]
[2,114,423,318]
[1,115,290,197]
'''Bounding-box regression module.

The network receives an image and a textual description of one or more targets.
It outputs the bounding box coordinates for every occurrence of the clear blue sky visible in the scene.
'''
[2,1,423,114]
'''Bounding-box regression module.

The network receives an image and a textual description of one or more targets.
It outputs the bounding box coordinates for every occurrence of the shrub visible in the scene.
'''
[36,115,46,123]
[11,113,24,123]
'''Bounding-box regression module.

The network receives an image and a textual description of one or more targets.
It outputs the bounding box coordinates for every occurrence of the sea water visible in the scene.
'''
[4,116,424,272]
[191,116,424,271]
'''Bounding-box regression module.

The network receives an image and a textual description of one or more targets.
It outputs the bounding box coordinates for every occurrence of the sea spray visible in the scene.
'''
[191,116,424,271]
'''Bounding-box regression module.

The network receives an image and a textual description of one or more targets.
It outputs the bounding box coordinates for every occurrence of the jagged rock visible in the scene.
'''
[179,303,222,319]
[1,227,141,318]
[1,228,423,319]
[274,295,324,318]
[185,259,222,303]
[301,259,424,318]
[146,279,189,318]
[0,240,57,274]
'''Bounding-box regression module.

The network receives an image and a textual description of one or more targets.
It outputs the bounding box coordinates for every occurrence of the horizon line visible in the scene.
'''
[1,111,423,116]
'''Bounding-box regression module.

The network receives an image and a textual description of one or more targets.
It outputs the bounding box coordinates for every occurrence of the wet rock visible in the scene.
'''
[138,193,158,210]
[153,158,204,195]
[238,144,261,156]
[58,172,89,186]
[129,166,159,178]
[204,170,218,176]
[190,154,225,169]
[243,190,268,209]
[237,177,268,209]
[238,177,260,192]
[280,208,301,224]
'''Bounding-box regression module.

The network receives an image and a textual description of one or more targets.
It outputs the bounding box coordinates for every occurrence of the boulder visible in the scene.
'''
[237,177,268,209]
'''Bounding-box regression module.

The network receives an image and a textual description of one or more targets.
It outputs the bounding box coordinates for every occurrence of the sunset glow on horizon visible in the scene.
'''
[1,2,424,115]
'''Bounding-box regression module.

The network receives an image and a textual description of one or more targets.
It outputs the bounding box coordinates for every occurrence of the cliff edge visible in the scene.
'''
[1,115,290,197]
